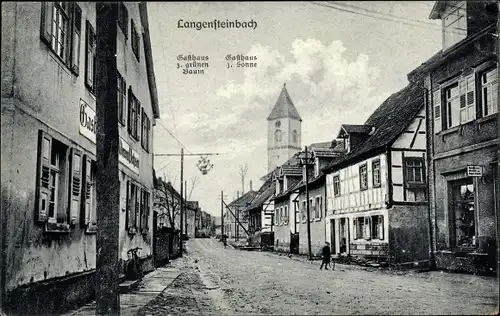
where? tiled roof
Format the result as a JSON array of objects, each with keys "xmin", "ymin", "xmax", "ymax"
[
  {"xmin": 280, "ymin": 165, "xmax": 302, "ymax": 176},
  {"xmin": 273, "ymin": 177, "xmax": 302, "ymax": 200},
  {"xmin": 309, "ymin": 141, "xmax": 332, "ymax": 149},
  {"xmin": 313, "ymin": 148, "xmax": 345, "ymax": 158},
  {"xmin": 294, "ymin": 169, "xmax": 325, "ymax": 192},
  {"xmin": 323, "ymin": 82, "xmax": 425, "ymax": 173},
  {"xmin": 244, "ymin": 178, "xmax": 276, "ymax": 212},
  {"xmin": 267, "ymin": 84, "xmax": 302, "ymax": 121},
  {"xmin": 228, "ymin": 190, "xmax": 258, "ymax": 208}
]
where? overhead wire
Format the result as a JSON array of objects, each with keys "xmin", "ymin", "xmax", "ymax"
[{"xmin": 311, "ymin": 2, "xmax": 467, "ymax": 35}]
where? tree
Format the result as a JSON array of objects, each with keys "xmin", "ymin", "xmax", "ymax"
[
  {"xmin": 188, "ymin": 176, "xmax": 199, "ymax": 200},
  {"xmin": 154, "ymin": 179, "xmax": 182, "ymax": 230},
  {"xmin": 239, "ymin": 163, "xmax": 248, "ymax": 194}
]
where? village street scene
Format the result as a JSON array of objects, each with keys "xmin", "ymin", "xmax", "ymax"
[{"xmin": 1, "ymin": 1, "xmax": 499, "ymax": 315}]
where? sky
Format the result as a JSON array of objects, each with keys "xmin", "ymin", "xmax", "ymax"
[{"xmin": 147, "ymin": 1, "xmax": 442, "ymax": 217}]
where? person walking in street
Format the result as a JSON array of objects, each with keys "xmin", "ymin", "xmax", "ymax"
[
  {"xmin": 223, "ymin": 235, "xmax": 227, "ymax": 248},
  {"xmin": 320, "ymin": 241, "xmax": 332, "ymax": 270}
]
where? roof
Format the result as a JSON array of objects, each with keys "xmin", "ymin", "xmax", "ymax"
[
  {"xmin": 244, "ymin": 178, "xmax": 276, "ymax": 212},
  {"xmin": 323, "ymin": 82, "xmax": 425, "ymax": 173},
  {"xmin": 139, "ymin": 3, "xmax": 160, "ymax": 119},
  {"xmin": 309, "ymin": 141, "xmax": 332, "ymax": 149},
  {"xmin": 294, "ymin": 169, "xmax": 325, "ymax": 192},
  {"xmin": 273, "ymin": 177, "xmax": 302, "ymax": 201},
  {"xmin": 154, "ymin": 178, "xmax": 182, "ymax": 199},
  {"xmin": 280, "ymin": 165, "xmax": 302, "ymax": 177},
  {"xmin": 428, "ymin": 1, "xmax": 447, "ymax": 19},
  {"xmin": 228, "ymin": 190, "xmax": 258, "ymax": 209},
  {"xmin": 267, "ymin": 84, "xmax": 302, "ymax": 121},
  {"xmin": 337, "ymin": 124, "xmax": 373, "ymax": 138},
  {"xmin": 313, "ymin": 146, "xmax": 346, "ymax": 158}
]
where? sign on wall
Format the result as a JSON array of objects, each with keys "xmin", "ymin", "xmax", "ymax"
[
  {"xmin": 119, "ymin": 137, "xmax": 140, "ymax": 174},
  {"xmin": 467, "ymin": 165, "xmax": 482, "ymax": 177},
  {"xmin": 79, "ymin": 99, "xmax": 96, "ymax": 144}
]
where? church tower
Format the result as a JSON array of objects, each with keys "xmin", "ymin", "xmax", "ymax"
[{"xmin": 267, "ymin": 83, "xmax": 302, "ymax": 172}]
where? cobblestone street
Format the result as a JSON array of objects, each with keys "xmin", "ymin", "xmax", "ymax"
[{"xmin": 137, "ymin": 238, "xmax": 499, "ymax": 315}]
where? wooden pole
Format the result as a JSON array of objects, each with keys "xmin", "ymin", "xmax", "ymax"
[
  {"xmin": 305, "ymin": 146, "xmax": 313, "ymax": 261},
  {"xmin": 95, "ymin": 3, "xmax": 120, "ymax": 314},
  {"xmin": 179, "ymin": 148, "xmax": 184, "ymax": 256},
  {"xmin": 221, "ymin": 191, "xmax": 224, "ymax": 237}
]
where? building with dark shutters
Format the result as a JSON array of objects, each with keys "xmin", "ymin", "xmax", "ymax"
[
  {"xmin": 1, "ymin": 2, "xmax": 160, "ymax": 314},
  {"xmin": 408, "ymin": 0, "xmax": 498, "ymax": 274}
]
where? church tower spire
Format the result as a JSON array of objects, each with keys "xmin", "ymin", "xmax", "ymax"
[{"xmin": 267, "ymin": 83, "xmax": 302, "ymax": 172}]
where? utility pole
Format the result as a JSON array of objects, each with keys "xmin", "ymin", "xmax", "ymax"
[
  {"xmin": 301, "ymin": 146, "xmax": 313, "ymax": 261},
  {"xmin": 179, "ymin": 148, "xmax": 184, "ymax": 257},
  {"xmin": 185, "ymin": 180, "xmax": 188, "ymax": 236},
  {"xmin": 95, "ymin": 3, "xmax": 120, "ymax": 314},
  {"xmin": 221, "ymin": 190, "xmax": 224, "ymax": 237},
  {"xmin": 496, "ymin": 8, "xmax": 499, "ymax": 283}
]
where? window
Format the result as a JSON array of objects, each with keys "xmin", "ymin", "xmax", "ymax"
[
  {"xmin": 404, "ymin": 157, "xmax": 425, "ymax": 184},
  {"xmin": 480, "ymin": 67, "xmax": 498, "ymax": 117},
  {"xmin": 117, "ymin": 72, "xmax": 127, "ymax": 125},
  {"xmin": 68, "ymin": 148, "xmax": 82, "ymax": 226},
  {"xmin": 372, "ymin": 159, "xmax": 381, "ymax": 188},
  {"xmin": 442, "ymin": 1, "xmax": 467, "ymax": 50},
  {"xmin": 85, "ymin": 20, "xmax": 96, "ymax": 93},
  {"xmin": 353, "ymin": 217, "xmax": 364, "ymax": 240},
  {"xmin": 275, "ymin": 129, "xmax": 282, "ymax": 143},
  {"xmin": 292, "ymin": 130, "xmax": 298, "ymax": 143},
  {"xmin": 309, "ymin": 198, "xmax": 314, "ymax": 221},
  {"xmin": 128, "ymin": 87, "xmax": 140, "ymax": 140},
  {"xmin": 444, "ymin": 83, "xmax": 460, "ymax": 129},
  {"xmin": 126, "ymin": 181, "xmax": 139, "ymax": 234},
  {"xmin": 131, "ymin": 19, "xmax": 140, "ymax": 62},
  {"xmin": 433, "ymin": 89, "xmax": 442, "ymax": 133},
  {"xmin": 140, "ymin": 189, "xmax": 150, "ymax": 232},
  {"xmin": 36, "ymin": 132, "xmax": 69, "ymax": 228},
  {"xmin": 459, "ymin": 74, "xmax": 475, "ymax": 123},
  {"xmin": 275, "ymin": 121, "xmax": 281, "ymax": 128},
  {"xmin": 284, "ymin": 205, "xmax": 288, "ymax": 223},
  {"xmin": 141, "ymin": 108, "xmax": 151, "ymax": 152},
  {"xmin": 359, "ymin": 164, "xmax": 368, "ymax": 191},
  {"xmin": 40, "ymin": 2, "xmax": 81, "ymax": 74},
  {"xmin": 315, "ymin": 196, "xmax": 322, "ymax": 219},
  {"xmin": 117, "ymin": 2, "xmax": 128, "ymax": 39},
  {"xmin": 333, "ymin": 175, "xmax": 340, "ymax": 197},
  {"xmin": 370, "ymin": 215, "xmax": 384, "ymax": 240},
  {"xmin": 450, "ymin": 180, "xmax": 475, "ymax": 249},
  {"xmin": 301, "ymin": 200, "xmax": 307, "ymax": 221},
  {"xmin": 81, "ymin": 156, "xmax": 96, "ymax": 232}
]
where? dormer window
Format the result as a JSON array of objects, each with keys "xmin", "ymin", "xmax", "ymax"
[{"xmin": 442, "ymin": 1, "xmax": 467, "ymax": 50}]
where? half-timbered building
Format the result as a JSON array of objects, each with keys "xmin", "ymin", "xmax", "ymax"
[{"xmin": 324, "ymin": 82, "xmax": 429, "ymax": 264}]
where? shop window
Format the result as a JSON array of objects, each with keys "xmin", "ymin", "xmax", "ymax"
[
  {"xmin": 36, "ymin": 132, "xmax": 69, "ymax": 231},
  {"xmin": 370, "ymin": 215, "xmax": 384, "ymax": 240},
  {"xmin": 450, "ymin": 180, "xmax": 475, "ymax": 249}
]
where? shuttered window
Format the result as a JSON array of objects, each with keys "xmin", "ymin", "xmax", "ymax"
[
  {"xmin": 68, "ymin": 148, "xmax": 82, "ymax": 225},
  {"xmin": 433, "ymin": 90, "xmax": 442, "ymax": 133},
  {"xmin": 85, "ymin": 20, "xmax": 96, "ymax": 93},
  {"xmin": 35, "ymin": 131, "xmax": 68, "ymax": 227}
]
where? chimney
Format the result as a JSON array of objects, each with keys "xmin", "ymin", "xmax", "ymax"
[
  {"xmin": 237, "ymin": 191, "xmax": 240, "ymax": 199},
  {"xmin": 249, "ymin": 180, "xmax": 253, "ymax": 191}
]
